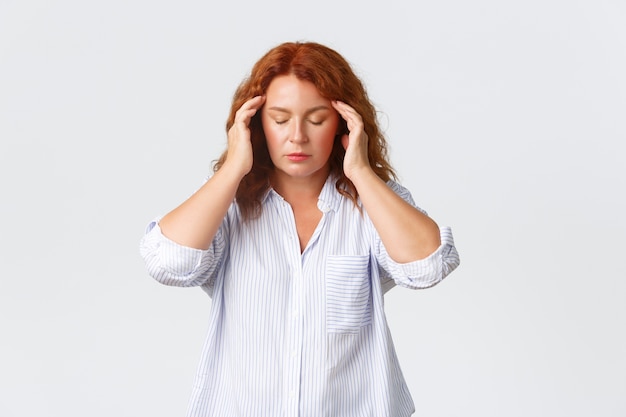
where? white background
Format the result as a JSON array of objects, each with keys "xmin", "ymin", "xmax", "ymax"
[{"xmin": 1, "ymin": 0, "xmax": 624, "ymax": 416}]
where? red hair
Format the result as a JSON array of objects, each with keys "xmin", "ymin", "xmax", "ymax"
[{"xmin": 214, "ymin": 41, "xmax": 396, "ymax": 220}]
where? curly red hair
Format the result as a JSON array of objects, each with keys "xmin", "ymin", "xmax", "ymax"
[{"xmin": 213, "ymin": 41, "xmax": 396, "ymax": 220}]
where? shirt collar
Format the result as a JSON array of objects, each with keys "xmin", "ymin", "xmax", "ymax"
[{"xmin": 317, "ymin": 174, "xmax": 342, "ymax": 213}]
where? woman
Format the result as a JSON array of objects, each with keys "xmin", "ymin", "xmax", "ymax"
[{"xmin": 140, "ymin": 41, "xmax": 460, "ymax": 417}]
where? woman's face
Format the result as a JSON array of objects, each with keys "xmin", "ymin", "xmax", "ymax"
[{"xmin": 261, "ymin": 74, "xmax": 340, "ymax": 184}]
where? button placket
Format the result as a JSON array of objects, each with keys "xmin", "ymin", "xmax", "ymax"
[{"xmin": 281, "ymin": 200, "xmax": 304, "ymax": 416}]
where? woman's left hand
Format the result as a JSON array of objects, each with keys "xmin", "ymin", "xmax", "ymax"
[{"xmin": 332, "ymin": 100, "xmax": 372, "ymax": 181}]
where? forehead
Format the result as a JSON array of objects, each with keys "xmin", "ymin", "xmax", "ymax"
[{"xmin": 265, "ymin": 74, "xmax": 328, "ymax": 107}]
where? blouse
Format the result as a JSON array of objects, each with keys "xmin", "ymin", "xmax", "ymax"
[{"xmin": 139, "ymin": 176, "xmax": 460, "ymax": 417}]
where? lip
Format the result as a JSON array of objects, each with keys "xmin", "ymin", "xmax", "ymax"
[{"xmin": 286, "ymin": 153, "xmax": 310, "ymax": 162}]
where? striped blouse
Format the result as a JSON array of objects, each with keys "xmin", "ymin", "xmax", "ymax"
[{"xmin": 140, "ymin": 176, "xmax": 460, "ymax": 417}]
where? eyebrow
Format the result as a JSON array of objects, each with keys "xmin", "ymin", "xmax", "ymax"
[{"xmin": 266, "ymin": 105, "xmax": 330, "ymax": 115}]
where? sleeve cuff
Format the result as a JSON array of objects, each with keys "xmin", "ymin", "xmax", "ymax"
[
  {"xmin": 382, "ymin": 226, "xmax": 460, "ymax": 289},
  {"xmin": 140, "ymin": 218, "xmax": 223, "ymax": 287}
]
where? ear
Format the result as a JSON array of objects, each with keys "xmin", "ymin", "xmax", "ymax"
[
  {"xmin": 340, "ymin": 133, "xmax": 349, "ymax": 150},
  {"xmin": 336, "ymin": 120, "xmax": 348, "ymax": 136}
]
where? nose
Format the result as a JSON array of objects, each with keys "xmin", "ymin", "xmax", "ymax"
[{"xmin": 290, "ymin": 120, "xmax": 307, "ymax": 143}]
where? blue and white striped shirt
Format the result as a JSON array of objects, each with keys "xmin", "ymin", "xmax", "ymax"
[{"xmin": 140, "ymin": 176, "xmax": 460, "ymax": 417}]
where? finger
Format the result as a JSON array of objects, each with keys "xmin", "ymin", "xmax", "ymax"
[
  {"xmin": 331, "ymin": 100, "xmax": 359, "ymax": 117},
  {"xmin": 331, "ymin": 100, "xmax": 362, "ymax": 131},
  {"xmin": 244, "ymin": 95, "xmax": 266, "ymax": 110},
  {"xmin": 235, "ymin": 96, "xmax": 266, "ymax": 125}
]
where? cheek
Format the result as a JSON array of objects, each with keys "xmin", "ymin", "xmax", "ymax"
[
  {"xmin": 320, "ymin": 124, "xmax": 339, "ymax": 150},
  {"xmin": 264, "ymin": 133, "xmax": 279, "ymax": 155},
  {"xmin": 261, "ymin": 120, "xmax": 280, "ymax": 150},
  {"xmin": 261, "ymin": 115, "xmax": 272, "ymax": 139}
]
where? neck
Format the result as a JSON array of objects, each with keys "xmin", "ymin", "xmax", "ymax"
[{"xmin": 270, "ymin": 170, "xmax": 329, "ymax": 205}]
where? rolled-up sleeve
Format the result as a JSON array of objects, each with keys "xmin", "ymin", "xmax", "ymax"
[
  {"xmin": 378, "ymin": 226, "xmax": 460, "ymax": 290},
  {"xmin": 377, "ymin": 180, "xmax": 460, "ymax": 290},
  {"xmin": 139, "ymin": 219, "xmax": 226, "ymax": 292}
]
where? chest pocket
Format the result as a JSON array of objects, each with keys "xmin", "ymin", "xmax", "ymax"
[{"xmin": 325, "ymin": 255, "xmax": 372, "ymax": 334}]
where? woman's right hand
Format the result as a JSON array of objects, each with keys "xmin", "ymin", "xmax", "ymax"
[
  {"xmin": 225, "ymin": 95, "xmax": 266, "ymax": 177},
  {"xmin": 157, "ymin": 96, "xmax": 265, "ymax": 250}
]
